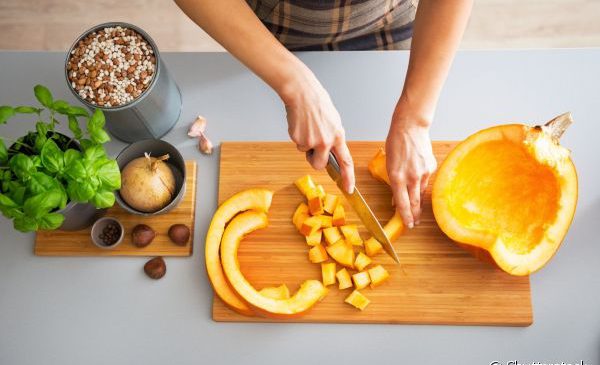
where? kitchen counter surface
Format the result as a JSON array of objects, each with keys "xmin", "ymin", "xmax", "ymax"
[{"xmin": 0, "ymin": 50, "xmax": 599, "ymax": 365}]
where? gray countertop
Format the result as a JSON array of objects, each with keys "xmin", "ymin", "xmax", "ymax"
[{"xmin": 0, "ymin": 50, "xmax": 599, "ymax": 365}]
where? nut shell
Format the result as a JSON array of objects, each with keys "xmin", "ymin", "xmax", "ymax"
[
  {"xmin": 144, "ymin": 256, "xmax": 166, "ymax": 279},
  {"xmin": 132, "ymin": 224, "xmax": 156, "ymax": 247},
  {"xmin": 168, "ymin": 224, "xmax": 190, "ymax": 246}
]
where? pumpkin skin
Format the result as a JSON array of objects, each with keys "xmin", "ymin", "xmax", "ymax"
[
  {"xmin": 431, "ymin": 114, "xmax": 578, "ymax": 276},
  {"xmin": 205, "ymin": 188, "xmax": 274, "ymax": 316},
  {"xmin": 220, "ymin": 211, "xmax": 328, "ymax": 318}
]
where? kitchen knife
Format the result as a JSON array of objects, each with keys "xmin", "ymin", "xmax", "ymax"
[{"xmin": 324, "ymin": 152, "xmax": 400, "ymax": 264}]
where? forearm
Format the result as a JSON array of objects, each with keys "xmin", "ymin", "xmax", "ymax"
[
  {"xmin": 398, "ymin": 0, "xmax": 473, "ymax": 125},
  {"xmin": 174, "ymin": 0, "xmax": 307, "ymax": 102}
]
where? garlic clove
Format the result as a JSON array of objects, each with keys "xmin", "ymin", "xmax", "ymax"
[
  {"xmin": 188, "ymin": 115, "xmax": 207, "ymax": 137},
  {"xmin": 199, "ymin": 134, "xmax": 213, "ymax": 155}
]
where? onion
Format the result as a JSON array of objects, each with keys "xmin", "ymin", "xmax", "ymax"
[{"xmin": 120, "ymin": 153, "xmax": 176, "ymax": 213}]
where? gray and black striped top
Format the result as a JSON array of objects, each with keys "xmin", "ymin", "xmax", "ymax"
[{"xmin": 247, "ymin": 0, "xmax": 417, "ymax": 51}]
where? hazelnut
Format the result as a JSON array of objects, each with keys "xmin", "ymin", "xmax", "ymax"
[
  {"xmin": 168, "ymin": 224, "xmax": 190, "ymax": 246},
  {"xmin": 132, "ymin": 224, "xmax": 156, "ymax": 248},
  {"xmin": 144, "ymin": 257, "xmax": 166, "ymax": 280}
]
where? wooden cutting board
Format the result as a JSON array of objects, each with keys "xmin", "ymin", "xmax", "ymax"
[
  {"xmin": 34, "ymin": 161, "xmax": 197, "ymax": 257},
  {"xmin": 213, "ymin": 142, "xmax": 532, "ymax": 326}
]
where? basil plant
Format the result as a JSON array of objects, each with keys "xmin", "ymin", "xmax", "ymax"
[{"xmin": 0, "ymin": 85, "xmax": 121, "ymax": 232}]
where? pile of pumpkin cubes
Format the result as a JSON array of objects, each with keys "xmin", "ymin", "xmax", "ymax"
[{"xmin": 292, "ymin": 175, "xmax": 390, "ymax": 311}]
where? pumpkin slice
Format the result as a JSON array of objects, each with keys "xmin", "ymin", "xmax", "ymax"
[
  {"xmin": 321, "ymin": 262, "xmax": 336, "ymax": 286},
  {"xmin": 354, "ymin": 252, "xmax": 372, "ymax": 271},
  {"xmin": 205, "ymin": 188, "xmax": 273, "ymax": 316},
  {"xmin": 336, "ymin": 268, "xmax": 353, "ymax": 290},
  {"xmin": 323, "ymin": 226, "xmax": 343, "ymax": 245},
  {"xmin": 294, "ymin": 175, "xmax": 317, "ymax": 197},
  {"xmin": 300, "ymin": 215, "xmax": 322, "ymax": 236},
  {"xmin": 259, "ymin": 285, "xmax": 290, "ymax": 300},
  {"xmin": 364, "ymin": 237, "xmax": 383, "ymax": 257},
  {"xmin": 332, "ymin": 204, "xmax": 346, "ymax": 226},
  {"xmin": 432, "ymin": 113, "xmax": 578, "ymax": 275},
  {"xmin": 351, "ymin": 271, "xmax": 371, "ymax": 290},
  {"xmin": 305, "ymin": 229, "xmax": 323, "ymax": 246},
  {"xmin": 292, "ymin": 203, "xmax": 309, "ymax": 231},
  {"xmin": 323, "ymin": 194, "xmax": 339, "ymax": 214},
  {"xmin": 326, "ymin": 240, "xmax": 355, "ymax": 268},
  {"xmin": 368, "ymin": 265, "xmax": 390, "ymax": 287},
  {"xmin": 221, "ymin": 211, "xmax": 328, "ymax": 318},
  {"xmin": 345, "ymin": 290, "xmax": 370, "ymax": 310},
  {"xmin": 308, "ymin": 244, "xmax": 329, "ymax": 263},
  {"xmin": 340, "ymin": 224, "xmax": 363, "ymax": 246}
]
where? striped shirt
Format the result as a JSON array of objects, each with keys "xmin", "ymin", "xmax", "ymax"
[{"xmin": 247, "ymin": 0, "xmax": 417, "ymax": 51}]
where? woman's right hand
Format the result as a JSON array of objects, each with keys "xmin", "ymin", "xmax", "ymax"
[{"xmin": 280, "ymin": 68, "xmax": 356, "ymax": 194}]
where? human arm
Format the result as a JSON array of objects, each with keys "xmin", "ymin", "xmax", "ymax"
[
  {"xmin": 387, "ymin": 0, "xmax": 473, "ymax": 227},
  {"xmin": 174, "ymin": 0, "xmax": 355, "ymax": 192}
]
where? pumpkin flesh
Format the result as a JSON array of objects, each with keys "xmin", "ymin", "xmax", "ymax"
[{"xmin": 433, "ymin": 121, "xmax": 577, "ymax": 275}]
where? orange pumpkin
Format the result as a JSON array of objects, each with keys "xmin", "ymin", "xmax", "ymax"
[{"xmin": 432, "ymin": 113, "xmax": 578, "ymax": 275}]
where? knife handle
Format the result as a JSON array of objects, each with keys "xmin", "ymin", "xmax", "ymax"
[{"xmin": 306, "ymin": 150, "xmax": 341, "ymax": 174}]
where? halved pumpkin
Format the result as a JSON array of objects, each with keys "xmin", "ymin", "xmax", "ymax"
[
  {"xmin": 220, "ymin": 211, "xmax": 328, "ymax": 318},
  {"xmin": 205, "ymin": 188, "xmax": 273, "ymax": 316},
  {"xmin": 432, "ymin": 113, "xmax": 578, "ymax": 275}
]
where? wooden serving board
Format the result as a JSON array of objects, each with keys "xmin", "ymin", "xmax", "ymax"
[
  {"xmin": 34, "ymin": 161, "xmax": 197, "ymax": 257},
  {"xmin": 212, "ymin": 142, "xmax": 533, "ymax": 326}
]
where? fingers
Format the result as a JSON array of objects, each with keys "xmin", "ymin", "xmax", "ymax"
[
  {"xmin": 306, "ymin": 146, "xmax": 330, "ymax": 170},
  {"xmin": 391, "ymin": 180, "xmax": 414, "ymax": 229},
  {"xmin": 420, "ymin": 172, "xmax": 430, "ymax": 195},
  {"xmin": 331, "ymin": 141, "xmax": 355, "ymax": 194},
  {"xmin": 407, "ymin": 179, "xmax": 422, "ymax": 225}
]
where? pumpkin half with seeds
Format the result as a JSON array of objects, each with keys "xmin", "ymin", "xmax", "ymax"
[{"xmin": 432, "ymin": 113, "xmax": 578, "ymax": 276}]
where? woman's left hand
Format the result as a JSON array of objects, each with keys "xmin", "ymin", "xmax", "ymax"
[{"xmin": 385, "ymin": 106, "xmax": 437, "ymax": 229}]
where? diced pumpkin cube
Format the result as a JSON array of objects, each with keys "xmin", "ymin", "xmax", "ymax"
[
  {"xmin": 336, "ymin": 268, "xmax": 353, "ymax": 290},
  {"xmin": 364, "ymin": 237, "xmax": 383, "ymax": 257},
  {"xmin": 305, "ymin": 229, "xmax": 322, "ymax": 246},
  {"xmin": 307, "ymin": 188, "xmax": 324, "ymax": 215},
  {"xmin": 295, "ymin": 175, "xmax": 317, "ymax": 197},
  {"xmin": 318, "ymin": 215, "xmax": 333, "ymax": 228},
  {"xmin": 345, "ymin": 290, "xmax": 370, "ymax": 311},
  {"xmin": 321, "ymin": 262, "xmax": 336, "ymax": 287},
  {"xmin": 354, "ymin": 252, "xmax": 372, "ymax": 271},
  {"xmin": 323, "ymin": 227, "xmax": 343, "ymax": 245},
  {"xmin": 326, "ymin": 240, "xmax": 355, "ymax": 268},
  {"xmin": 368, "ymin": 265, "xmax": 390, "ymax": 288},
  {"xmin": 332, "ymin": 204, "xmax": 346, "ymax": 226},
  {"xmin": 384, "ymin": 212, "xmax": 404, "ymax": 241},
  {"xmin": 352, "ymin": 271, "xmax": 371, "ymax": 290},
  {"xmin": 300, "ymin": 215, "xmax": 322, "ymax": 236},
  {"xmin": 316, "ymin": 184, "xmax": 326, "ymax": 199},
  {"xmin": 340, "ymin": 224, "xmax": 363, "ymax": 246},
  {"xmin": 308, "ymin": 244, "xmax": 328, "ymax": 263},
  {"xmin": 323, "ymin": 193, "xmax": 339, "ymax": 215},
  {"xmin": 292, "ymin": 203, "xmax": 310, "ymax": 231},
  {"xmin": 259, "ymin": 284, "xmax": 290, "ymax": 300}
]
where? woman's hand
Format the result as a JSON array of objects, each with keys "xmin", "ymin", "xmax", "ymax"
[
  {"xmin": 385, "ymin": 105, "xmax": 437, "ymax": 228},
  {"xmin": 281, "ymin": 68, "xmax": 355, "ymax": 194}
]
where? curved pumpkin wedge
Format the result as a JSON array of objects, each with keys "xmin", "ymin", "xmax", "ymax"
[
  {"xmin": 432, "ymin": 113, "xmax": 578, "ymax": 275},
  {"xmin": 259, "ymin": 285, "xmax": 291, "ymax": 300},
  {"xmin": 205, "ymin": 188, "xmax": 274, "ymax": 316},
  {"xmin": 221, "ymin": 211, "xmax": 328, "ymax": 318}
]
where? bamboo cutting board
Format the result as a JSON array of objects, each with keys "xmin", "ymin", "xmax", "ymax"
[
  {"xmin": 213, "ymin": 142, "xmax": 532, "ymax": 326},
  {"xmin": 34, "ymin": 161, "xmax": 197, "ymax": 257}
]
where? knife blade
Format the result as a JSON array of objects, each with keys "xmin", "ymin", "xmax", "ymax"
[{"xmin": 324, "ymin": 152, "xmax": 400, "ymax": 264}]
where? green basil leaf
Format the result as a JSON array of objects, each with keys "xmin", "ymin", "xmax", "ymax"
[
  {"xmin": 67, "ymin": 106, "xmax": 89, "ymax": 117},
  {"xmin": 34, "ymin": 85, "xmax": 53, "ymax": 108},
  {"xmin": 97, "ymin": 159, "xmax": 121, "ymax": 190},
  {"xmin": 14, "ymin": 216, "xmax": 38, "ymax": 232},
  {"xmin": 38, "ymin": 212, "xmax": 64, "ymax": 230},
  {"xmin": 90, "ymin": 128, "xmax": 110, "ymax": 144},
  {"xmin": 79, "ymin": 138, "xmax": 93, "ymax": 150},
  {"xmin": 15, "ymin": 106, "xmax": 42, "ymax": 114},
  {"xmin": 9, "ymin": 154, "xmax": 35, "ymax": 181},
  {"xmin": 68, "ymin": 115, "xmax": 83, "ymax": 139},
  {"xmin": 67, "ymin": 180, "xmax": 95, "ymax": 202},
  {"xmin": 27, "ymin": 172, "xmax": 57, "ymax": 195},
  {"xmin": 52, "ymin": 100, "xmax": 70, "ymax": 114},
  {"xmin": 0, "ymin": 192, "xmax": 23, "ymax": 219},
  {"xmin": 23, "ymin": 190, "xmax": 62, "ymax": 219},
  {"xmin": 63, "ymin": 149, "xmax": 81, "ymax": 166},
  {"xmin": 83, "ymin": 144, "xmax": 106, "ymax": 161},
  {"xmin": 65, "ymin": 159, "xmax": 86, "ymax": 181},
  {"xmin": 91, "ymin": 190, "xmax": 115, "ymax": 208},
  {"xmin": 8, "ymin": 185, "xmax": 26, "ymax": 206},
  {"xmin": 33, "ymin": 134, "xmax": 47, "ymax": 153},
  {"xmin": 0, "ymin": 138, "xmax": 7, "ymax": 164},
  {"xmin": 87, "ymin": 108, "xmax": 105, "ymax": 131},
  {"xmin": 0, "ymin": 192, "xmax": 18, "ymax": 208},
  {"xmin": 40, "ymin": 139, "xmax": 64, "ymax": 173},
  {"xmin": 36, "ymin": 121, "xmax": 49, "ymax": 137},
  {"xmin": 0, "ymin": 106, "xmax": 15, "ymax": 124}
]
